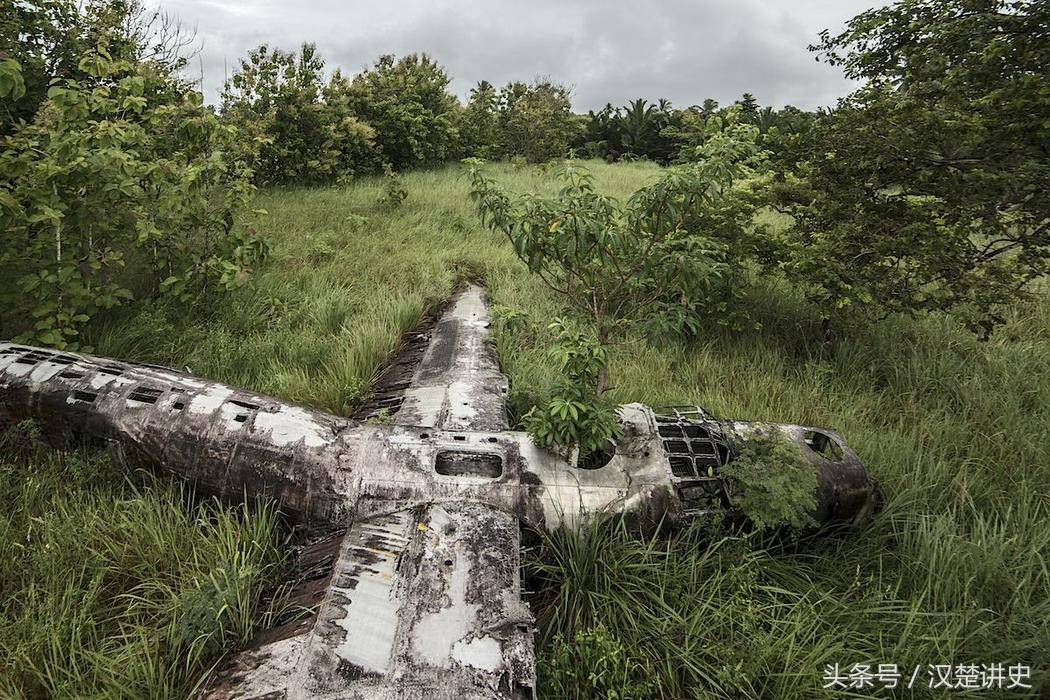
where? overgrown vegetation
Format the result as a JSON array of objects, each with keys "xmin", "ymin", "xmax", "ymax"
[
  {"xmin": 1, "ymin": 0, "xmax": 265, "ymax": 348},
  {"xmin": 26, "ymin": 161, "xmax": 1039, "ymax": 697},
  {"xmin": 771, "ymin": 0, "xmax": 1050, "ymax": 335},
  {"xmin": 520, "ymin": 320, "xmax": 622, "ymax": 461},
  {"xmin": 0, "ymin": 423, "xmax": 286, "ymax": 698},
  {"xmin": 2, "ymin": 0, "xmax": 1049, "ymax": 696},
  {"xmin": 720, "ymin": 427, "xmax": 818, "ymax": 531}
]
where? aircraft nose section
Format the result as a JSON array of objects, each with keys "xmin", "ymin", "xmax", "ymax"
[{"xmin": 646, "ymin": 406, "xmax": 881, "ymax": 529}]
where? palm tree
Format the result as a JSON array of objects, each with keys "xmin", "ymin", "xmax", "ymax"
[
  {"xmin": 755, "ymin": 105, "xmax": 778, "ymax": 134},
  {"xmin": 618, "ymin": 98, "xmax": 657, "ymax": 156}
]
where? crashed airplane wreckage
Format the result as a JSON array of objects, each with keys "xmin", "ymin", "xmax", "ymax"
[{"xmin": 0, "ymin": 284, "xmax": 880, "ymax": 700}]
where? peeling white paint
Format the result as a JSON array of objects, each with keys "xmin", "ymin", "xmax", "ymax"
[
  {"xmin": 188, "ymin": 386, "xmax": 233, "ymax": 415},
  {"xmin": 410, "ymin": 510, "xmax": 477, "ymax": 670},
  {"xmin": 219, "ymin": 402, "xmax": 247, "ymax": 431},
  {"xmin": 28, "ymin": 362, "xmax": 64, "ymax": 383},
  {"xmin": 254, "ymin": 405, "xmax": 329, "ymax": 448},
  {"xmin": 399, "ymin": 385, "xmax": 446, "ymax": 428},
  {"xmin": 396, "ymin": 284, "xmax": 508, "ymax": 434},
  {"xmin": 88, "ymin": 373, "xmax": 135, "ymax": 390},
  {"xmin": 3, "ymin": 362, "xmax": 33, "ymax": 378},
  {"xmin": 451, "ymin": 636, "xmax": 503, "ymax": 672},
  {"xmin": 144, "ymin": 369, "xmax": 207, "ymax": 389},
  {"xmin": 331, "ymin": 511, "xmax": 414, "ymax": 673},
  {"xmin": 88, "ymin": 373, "xmax": 115, "ymax": 389}
]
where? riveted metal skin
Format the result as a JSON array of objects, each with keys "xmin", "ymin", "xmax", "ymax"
[{"xmin": 0, "ymin": 286, "xmax": 881, "ymax": 699}]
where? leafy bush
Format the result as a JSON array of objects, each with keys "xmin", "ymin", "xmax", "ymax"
[
  {"xmin": 1, "ymin": 0, "xmax": 193, "ymax": 136},
  {"xmin": 720, "ymin": 427, "xmax": 817, "ymax": 530},
  {"xmin": 495, "ymin": 79, "xmax": 577, "ymax": 163},
  {"xmin": 538, "ymin": 623, "xmax": 659, "ymax": 700},
  {"xmin": 376, "ymin": 164, "xmax": 408, "ymax": 208},
  {"xmin": 522, "ymin": 321, "xmax": 623, "ymax": 461},
  {"xmin": 576, "ymin": 98, "xmax": 681, "ymax": 164},
  {"xmin": 468, "ymin": 118, "xmax": 766, "ymax": 346},
  {"xmin": 0, "ymin": 47, "xmax": 264, "ymax": 348},
  {"xmin": 458, "ymin": 78, "xmax": 577, "ymax": 163}
]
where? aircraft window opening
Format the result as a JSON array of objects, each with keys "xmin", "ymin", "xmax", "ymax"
[
  {"xmin": 128, "ymin": 387, "xmax": 164, "ymax": 404},
  {"xmin": 229, "ymin": 399, "xmax": 261, "ymax": 411},
  {"xmin": 13, "ymin": 350, "xmax": 54, "ymax": 365},
  {"xmin": 656, "ymin": 407, "xmax": 732, "ymax": 480},
  {"xmin": 804, "ymin": 430, "xmax": 844, "ymax": 461}
]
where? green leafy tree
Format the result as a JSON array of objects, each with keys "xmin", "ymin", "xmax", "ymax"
[
  {"xmin": 570, "ymin": 95, "xmax": 690, "ymax": 164},
  {"xmin": 496, "ymin": 79, "xmax": 575, "ymax": 162},
  {"xmin": 221, "ymin": 43, "xmax": 378, "ymax": 184},
  {"xmin": 618, "ymin": 98, "xmax": 657, "ymax": 156},
  {"xmin": 344, "ymin": 53, "xmax": 459, "ymax": 169},
  {"xmin": 468, "ymin": 111, "xmax": 767, "ymax": 371},
  {"xmin": 0, "ymin": 47, "xmax": 262, "ymax": 348},
  {"xmin": 1, "ymin": 0, "xmax": 78, "ymax": 133},
  {"xmin": 1, "ymin": 0, "xmax": 196, "ymax": 135},
  {"xmin": 773, "ymin": 0, "xmax": 1050, "ymax": 334},
  {"xmin": 736, "ymin": 92, "xmax": 759, "ymax": 120},
  {"xmin": 460, "ymin": 79, "xmax": 500, "ymax": 159},
  {"xmin": 522, "ymin": 321, "xmax": 623, "ymax": 460},
  {"xmin": 576, "ymin": 103, "xmax": 618, "ymax": 159}
]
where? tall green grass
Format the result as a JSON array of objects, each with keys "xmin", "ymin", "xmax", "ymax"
[
  {"xmin": 4, "ymin": 159, "xmax": 1046, "ymax": 697},
  {"xmin": 88, "ymin": 161, "xmax": 663, "ymax": 416},
  {"xmin": 0, "ymin": 425, "xmax": 287, "ymax": 698}
]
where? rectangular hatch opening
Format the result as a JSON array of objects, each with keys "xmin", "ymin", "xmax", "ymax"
[{"xmin": 435, "ymin": 451, "xmax": 503, "ymax": 479}]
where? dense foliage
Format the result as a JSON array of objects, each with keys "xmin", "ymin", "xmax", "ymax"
[
  {"xmin": 220, "ymin": 43, "xmax": 378, "ymax": 184},
  {"xmin": 772, "ymin": 0, "xmax": 1050, "ymax": 334},
  {"xmin": 458, "ymin": 78, "xmax": 578, "ymax": 163},
  {"xmin": 468, "ymin": 117, "xmax": 769, "ymax": 456},
  {"xmin": 0, "ymin": 2, "xmax": 264, "ymax": 349},
  {"xmin": 342, "ymin": 53, "xmax": 460, "ymax": 170},
  {"xmin": 574, "ymin": 95, "xmax": 817, "ymax": 165},
  {"xmin": 720, "ymin": 427, "xmax": 818, "ymax": 530},
  {"xmin": 520, "ymin": 321, "xmax": 623, "ymax": 461},
  {"xmin": 3, "ymin": 0, "xmax": 1050, "ymax": 695},
  {"xmin": 1, "ymin": 0, "xmax": 194, "ymax": 135}
]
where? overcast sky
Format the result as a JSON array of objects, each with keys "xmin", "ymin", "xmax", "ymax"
[{"xmin": 146, "ymin": 0, "xmax": 883, "ymax": 111}]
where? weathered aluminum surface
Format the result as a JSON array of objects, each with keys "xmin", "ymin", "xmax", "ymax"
[
  {"xmin": 394, "ymin": 285, "xmax": 509, "ymax": 432},
  {"xmin": 0, "ymin": 285, "xmax": 882, "ymax": 699}
]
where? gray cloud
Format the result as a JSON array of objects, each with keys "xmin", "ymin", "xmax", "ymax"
[{"xmin": 151, "ymin": 0, "xmax": 881, "ymax": 110}]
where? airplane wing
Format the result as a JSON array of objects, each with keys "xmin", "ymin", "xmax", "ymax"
[{"xmin": 202, "ymin": 502, "xmax": 535, "ymax": 699}]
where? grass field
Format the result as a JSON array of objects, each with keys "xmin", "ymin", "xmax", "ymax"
[{"xmin": 2, "ymin": 160, "xmax": 1047, "ymax": 698}]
